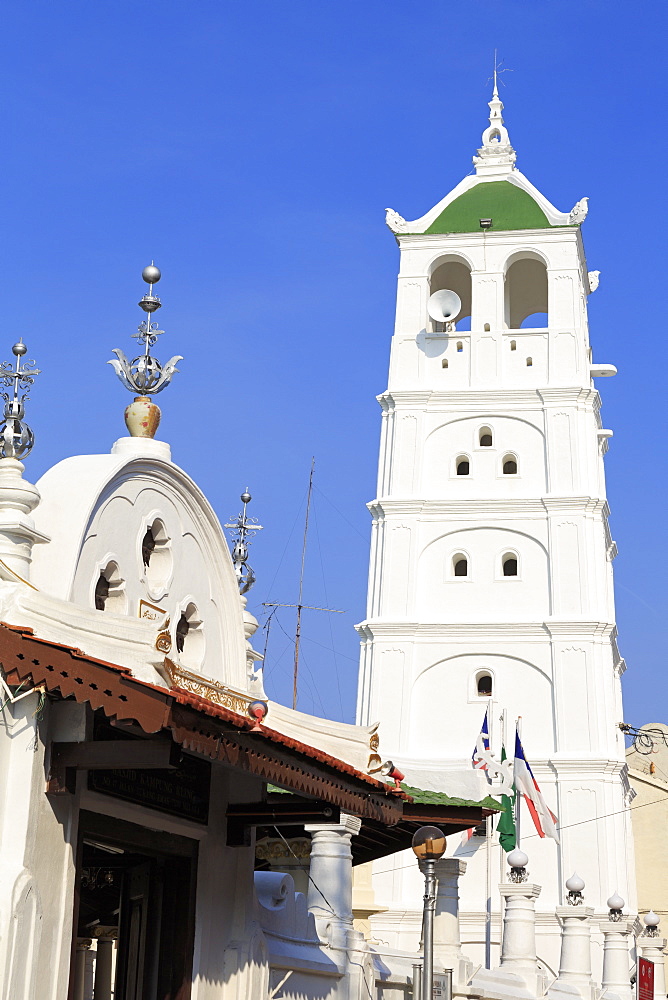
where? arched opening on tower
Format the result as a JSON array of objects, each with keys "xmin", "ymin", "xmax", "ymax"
[
  {"xmin": 502, "ymin": 554, "xmax": 518, "ymax": 577},
  {"xmin": 505, "ymin": 256, "xmax": 548, "ymax": 329},
  {"xmin": 429, "ymin": 258, "xmax": 472, "ymax": 331},
  {"xmin": 453, "ymin": 555, "xmax": 468, "ymax": 577},
  {"xmin": 456, "ymin": 456, "xmax": 470, "ymax": 476},
  {"xmin": 477, "ymin": 673, "xmax": 493, "ymax": 697}
]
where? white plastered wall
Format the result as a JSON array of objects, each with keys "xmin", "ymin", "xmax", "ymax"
[{"xmin": 357, "ymin": 214, "xmax": 635, "ymax": 976}]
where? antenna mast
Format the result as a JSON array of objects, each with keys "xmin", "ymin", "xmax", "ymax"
[
  {"xmin": 263, "ymin": 457, "xmax": 344, "ymax": 711},
  {"xmin": 293, "ymin": 457, "xmax": 315, "ymax": 709}
]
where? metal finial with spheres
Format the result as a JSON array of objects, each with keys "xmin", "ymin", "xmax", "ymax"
[
  {"xmin": 0, "ymin": 340, "xmax": 41, "ymax": 460},
  {"xmin": 108, "ymin": 264, "xmax": 183, "ymax": 439}
]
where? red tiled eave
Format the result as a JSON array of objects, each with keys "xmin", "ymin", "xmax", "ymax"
[
  {"xmin": 0, "ymin": 621, "xmax": 402, "ymax": 819},
  {"xmin": 169, "ymin": 687, "xmax": 393, "ymax": 793}
]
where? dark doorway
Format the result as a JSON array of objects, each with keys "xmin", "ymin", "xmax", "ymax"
[{"xmin": 71, "ymin": 811, "xmax": 198, "ymax": 1000}]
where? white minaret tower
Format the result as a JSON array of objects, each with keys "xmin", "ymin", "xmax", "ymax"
[{"xmin": 356, "ymin": 82, "xmax": 635, "ymax": 974}]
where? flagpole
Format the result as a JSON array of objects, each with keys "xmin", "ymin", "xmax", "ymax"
[
  {"xmin": 500, "ymin": 708, "xmax": 507, "ymax": 886},
  {"xmin": 515, "ymin": 716, "xmax": 522, "ymax": 849},
  {"xmin": 485, "ymin": 694, "xmax": 494, "ymax": 968}
]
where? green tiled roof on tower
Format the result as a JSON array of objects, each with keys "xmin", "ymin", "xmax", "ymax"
[{"xmin": 425, "ymin": 180, "xmax": 551, "ymax": 235}]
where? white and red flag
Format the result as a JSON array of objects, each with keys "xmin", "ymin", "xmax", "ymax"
[{"xmin": 513, "ymin": 729, "xmax": 559, "ymax": 843}]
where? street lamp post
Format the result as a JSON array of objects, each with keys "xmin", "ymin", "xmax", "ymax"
[{"xmin": 412, "ymin": 825, "xmax": 447, "ymax": 1000}]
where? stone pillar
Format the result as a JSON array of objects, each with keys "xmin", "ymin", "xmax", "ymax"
[
  {"xmin": 73, "ymin": 939, "xmax": 91, "ymax": 1000},
  {"xmin": 84, "ymin": 944, "xmax": 95, "ymax": 1000},
  {"xmin": 553, "ymin": 906, "xmax": 595, "ymax": 998},
  {"xmin": 431, "ymin": 857, "xmax": 473, "ymax": 987},
  {"xmin": 255, "ymin": 836, "xmax": 311, "ymax": 895},
  {"xmin": 499, "ymin": 882, "xmax": 542, "ymax": 977},
  {"xmin": 638, "ymin": 916, "xmax": 667, "ymax": 1000},
  {"xmin": 0, "ymin": 458, "xmax": 46, "ymax": 580},
  {"xmin": 470, "ymin": 853, "xmax": 543, "ymax": 1000},
  {"xmin": 93, "ymin": 934, "xmax": 116, "ymax": 1000},
  {"xmin": 599, "ymin": 919, "xmax": 634, "ymax": 1000},
  {"xmin": 304, "ymin": 813, "xmax": 361, "ymax": 949}
]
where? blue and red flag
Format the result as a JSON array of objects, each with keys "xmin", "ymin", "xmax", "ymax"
[{"xmin": 472, "ymin": 708, "xmax": 490, "ymax": 770}]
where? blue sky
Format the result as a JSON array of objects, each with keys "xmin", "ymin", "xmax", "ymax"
[{"xmin": 2, "ymin": 1, "xmax": 666, "ymax": 728}]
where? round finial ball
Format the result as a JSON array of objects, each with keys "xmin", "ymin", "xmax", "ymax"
[
  {"xmin": 507, "ymin": 849, "xmax": 528, "ymax": 869},
  {"xmin": 644, "ymin": 910, "xmax": 660, "ymax": 928},
  {"xmin": 607, "ymin": 892, "xmax": 625, "ymax": 911},
  {"xmin": 241, "ymin": 491, "xmax": 252, "ymax": 504},
  {"xmin": 142, "ymin": 264, "xmax": 161, "ymax": 285},
  {"xmin": 566, "ymin": 872, "xmax": 585, "ymax": 893},
  {"xmin": 12, "ymin": 341, "xmax": 27, "ymax": 357}
]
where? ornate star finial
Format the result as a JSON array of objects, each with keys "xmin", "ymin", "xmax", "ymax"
[
  {"xmin": 108, "ymin": 265, "xmax": 184, "ymax": 439},
  {"xmin": 0, "ymin": 340, "xmax": 40, "ymax": 459},
  {"xmin": 224, "ymin": 490, "xmax": 264, "ymax": 594}
]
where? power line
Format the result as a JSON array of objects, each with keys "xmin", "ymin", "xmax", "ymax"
[
  {"xmin": 369, "ymin": 788, "xmax": 668, "ymax": 879},
  {"xmin": 313, "ymin": 483, "xmax": 369, "ymax": 542}
]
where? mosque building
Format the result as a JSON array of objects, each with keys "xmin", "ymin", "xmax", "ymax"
[{"xmin": 0, "ymin": 80, "xmax": 661, "ymax": 1000}]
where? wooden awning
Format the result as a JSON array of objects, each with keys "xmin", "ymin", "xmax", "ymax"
[{"xmin": 0, "ymin": 622, "xmax": 403, "ymax": 824}]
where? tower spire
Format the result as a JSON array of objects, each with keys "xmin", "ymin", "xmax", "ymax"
[{"xmin": 473, "ymin": 57, "xmax": 516, "ymax": 177}]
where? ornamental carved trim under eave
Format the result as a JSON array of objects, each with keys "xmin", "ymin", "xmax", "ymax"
[
  {"xmin": 162, "ymin": 658, "xmax": 253, "ymax": 715},
  {"xmin": 256, "ymin": 837, "xmax": 311, "ymax": 861}
]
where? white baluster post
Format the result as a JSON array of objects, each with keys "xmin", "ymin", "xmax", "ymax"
[
  {"xmin": 551, "ymin": 874, "xmax": 594, "ymax": 1000},
  {"xmin": 638, "ymin": 911, "xmax": 667, "ymax": 1000},
  {"xmin": 93, "ymin": 933, "xmax": 116, "ymax": 1000},
  {"xmin": 599, "ymin": 893, "xmax": 633, "ymax": 1000},
  {"xmin": 432, "ymin": 857, "xmax": 473, "ymax": 987},
  {"xmin": 73, "ymin": 939, "xmax": 91, "ymax": 1000},
  {"xmin": 498, "ymin": 850, "xmax": 542, "ymax": 992}
]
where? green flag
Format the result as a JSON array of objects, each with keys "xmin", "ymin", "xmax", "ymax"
[{"xmin": 496, "ymin": 745, "xmax": 516, "ymax": 852}]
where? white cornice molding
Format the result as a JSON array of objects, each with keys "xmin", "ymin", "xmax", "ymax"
[
  {"xmin": 382, "ymin": 388, "xmax": 598, "ymax": 410},
  {"xmin": 395, "ymin": 220, "xmax": 578, "ymax": 247},
  {"xmin": 549, "ymin": 756, "xmax": 626, "ymax": 776},
  {"xmin": 369, "ymin": 496, "xmax": 609, "ymax": 517},
  {"xmin": 356, "ymin": 620, "xmax": 618, "ymax": 640},
  {"xmin": 538, "ymin": 387, "xmax": 599, "ymax": 408},
  {"xmin": 544, "ymin": 620, "xmax": 616, "ymax": 638}
]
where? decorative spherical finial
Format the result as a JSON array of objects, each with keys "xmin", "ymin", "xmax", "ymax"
[
  {"xmin": 108, "ymin": 264, "xmax": 182, "ymax": 418},
  {"xmin": 566, "ymin": 872, "xmax": 585, "ymax": 905},
  {"xmin": 644, "ymin": 910, "xmax": 660, "ymax": 929},
  {"xmin": 566, "ymin": 873, "xmax": 585, "ymax": 893},
  {"xmin": 12, "ymin": 340, "xmax": 27, "ymax": 357},
  {"xmin": 142, "ymin": 264, "xmax": 161, "ymax": 285},
  {"xmin": 241, "ymin": 490, "xmax": 252, "ymax": 504},
  {"xmin": 607, "ymin": 892, "xmax": 625, "ymax": 911},
  {"xmin": 507, "ymin": 849, "xmax": 529, "ymax": 882},
  {"xmin": 507, "ymin": 849, "xmax": 528, "ymax": 868}
]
